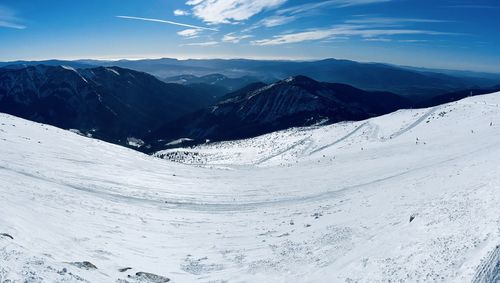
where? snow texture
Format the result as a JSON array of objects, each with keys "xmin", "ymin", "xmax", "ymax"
[{"xmin": 1, "ymin": 93, "xmax": 500, "ymax": 282}]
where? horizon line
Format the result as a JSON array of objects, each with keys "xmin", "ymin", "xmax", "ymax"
[{"xmin": 1, "ymin": 56, "xmax": 499, "ymax": 75}]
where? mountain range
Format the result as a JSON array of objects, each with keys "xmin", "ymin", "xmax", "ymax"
[
  {"xmin": 1, "ymin": 62, "xmax": 500, "ymax": 151},
  {"xmin": 3, "ymin": 58, "xmax": 500, "ymax": 100}
]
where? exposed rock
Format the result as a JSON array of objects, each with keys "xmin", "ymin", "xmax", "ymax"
[
  {"xmin": 70, "ymin": 261, "xmax": 98, "ymax": 270},
  {"xmin": 127, "ymin": 272, "xmax": 170, "ymax": 283},
  {"xmin": 0, "ymin": 233, "xmax": 14, "ymax": 240},
  {"xmin": 119, "ymin": 267, "xmax": 133, "ymax": 272},
  {"xmin": 409, "ymin": 214, "xmax": 416, "ymax": 223}
]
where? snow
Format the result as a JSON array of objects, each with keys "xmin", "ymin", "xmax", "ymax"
[
  {"xmin": 127, "ymin": 137, "xmax": 145, "ymax": 148},
  {"xmin": 61, "ymin": 65, "xmax": 77, "ymax": 72},
  {"xmin": 61, "ymin": 65, "xmax": 89, "ymax": 83},
  {"xmin": 165, "ymin": 138, "xmax": 194, "ymax": 146},
  {"xmin": 106, "ymin": 68, "xmax": 120, "ymax": 76},
  {"xmin": 1, "ymin": 93, "xmax": 500, "ymax": 282}
]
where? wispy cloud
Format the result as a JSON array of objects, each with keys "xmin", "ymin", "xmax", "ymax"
[
  {"xmin": 363, "ymin": 38, "xmax": 430, "ymax": 43},
  {"xmin": 244, "ymin": 0, "xmax": 391, "ymax": 32},
  {"xmin": 263, "ymin": 15, "xmax": 297, "ymax": 28},
  {"xmin": 181, "ymin": 41, "xmax": 219, "ymax": 46},
  {"xmin": 399, "ymin": 39, "xmax": 428, "ymax": 43},
  {"xmin": 242, "ymin": 15, "xmax": 297, "ymax": 33},
  {"xmin": 363, "ymin": 37, "xmax": 392, "ymax": 42},
  {"xmin": 252, "ymin": 29, "xmax": 338, "ymax": 46},
  {"xmin": 186, "ymin": 0, "xmax": 288, "ymax": 24},
  {"xmin": 177, "ymin": 28, "xmax": 201, "ymax": 38},
  {"xmin": 277, "ymin": 0, "xmax": 391, "ymax": 15},
  {"xmin": 0, "ymin": 20, "xmax": 25, "ymax": 29},
  {"xmin": 447, "ymin": 5, "xmax": 500, "ymax": 9},
  {"xmin": 260, "ymin": 15, "xmax": 297, "ymax": 27},
  {"xmin": 346, "ymin": 17, "xmax": 450, "ymax": 24},
  {"xmin": 116, "ymin": 15, "xmax": 218, "ymax": 31},
  {"xmin": 251, "ymin": 25, "xmax": 456, "ymax": 46},
  {"xmin": 222, "ymin": 32, "xmax": 253, "ymax": 43},
  {"xmin": 0, "ymin": 6, "xmax": 26, "ymax": 29},
  {"xmin": 174, "ymin": 9, "xmax": 190, "ymax": 16}
]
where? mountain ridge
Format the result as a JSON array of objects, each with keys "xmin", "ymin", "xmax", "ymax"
[
  {"xmin": 3, "ymin": 58, "xmax": 499, "ymax": 99},
  {"xmin": 147, "ymin": 75, "xmax": 411, "ymax": 150},
  {"xmin": 0, "ymin": 65, "xmax": 211, "ymax": 146}
]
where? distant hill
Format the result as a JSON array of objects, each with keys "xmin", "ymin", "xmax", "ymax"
[
  {"xmin": 164, "ymin": 73, "xmax": 261, "ymax": 93},
  {"xmin": 418, "ymin": 86, "xmax": 500, "ymax": 108}
]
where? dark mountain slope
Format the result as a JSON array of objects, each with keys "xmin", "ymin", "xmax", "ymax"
[
  {"xmin": 0, "ymin": 65, "xmax": 210, "ymax": 145},
  {"xmin": 0, "ymin": 60, "xmax": 96, "ymax": 70},
  {"xmin": 418, "ymin": 86, "xmax": 500, "ymax": 108},
  {"xmin": 147, "ymin": 76, "xmax": 411, "ymax": 150}
]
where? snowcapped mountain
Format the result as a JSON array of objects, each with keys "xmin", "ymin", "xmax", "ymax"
[
  {"xmin": 0, "ymin": 65, "xmax": 211, "ymax": 145},
  {"xmin": 148, "ymin": 75, "xmax": 410, "ymax": 148},
  {"xmin": 1, "ymin": 91, "xmax": 499, "ymax": 282}
]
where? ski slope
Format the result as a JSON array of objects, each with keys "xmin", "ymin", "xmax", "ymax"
[{"xmin": 1, "ymin": 93, "xmax": 500, "ymax": 282}]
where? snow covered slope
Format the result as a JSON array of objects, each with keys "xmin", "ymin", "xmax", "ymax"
[{"xmin": 1, "ymin": 93, "xmax": 500, "ymax": 282}]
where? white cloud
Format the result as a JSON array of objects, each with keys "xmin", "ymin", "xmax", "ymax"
[
  {"xmin": 346, "ymin": 17, "xmax": 449, "ymax": 24},
  {"xmin": 363, "ymin": 38, "xmax": 392, "ymax": 42},
  {"xmin": 252, "ymin": 29, "xmax": 339, "ymax": 46},
  {"xmin": 182, "ymin": 41, "xmax": 219, "ymax": 46},
  {"xmin": 251, "ymin": 25, "xmax": 455, "ymax": 46},
  {"xmin": 116, "ymin": 15, "xmax": 217, "ymax": 31},
  {"xmin": 242, "ymin": 15, "xmax": 297, "ymax": 33},
  {"xmin": 364, "ymin": 38, "xmax": 429, "ymax": 43},
  {"xmin": 399, "ymin": 39, "xmax": 429, "ymax": 43},
  {"xmin": 222, "ymin": 33, "xmax": 253, "ymax": 43},
  {"xmin": 177, "ymin": 28, "xmax": 201, "ymax": 37},
  {"xmin": 174, "ymin": 9, "xmax": 190, "ymax": 16},
  {"xmin": 278, "ymin": 0, "xmax": 391, "ymax": 15},
  {"xmin": 186, "ymin": 0, "xmax": 204, "ymax": 4},
  {"xmin": 0, "ymin": 20, "xmax": 25, "ymax": 29},
  {"xmin": 0, "ymin": 6, "xmax": 26, "ymax": 29},
  {"xmin": 244, "ymin": 0, "xmax": 391, "ymax": 32},
  {"xmin": 186, "ymin": 0, "xmax": 288, "ymax": 24},
  {"xmin": 260, "ymin": 15, "xmax": 296, "ymax": 27}
]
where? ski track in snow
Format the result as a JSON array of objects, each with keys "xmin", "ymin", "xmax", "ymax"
[
  {"xmin": 255, "ymin": 136, "xmax": 312, "ymax": 165},
  {"xmin": 389, "ymin": 106, "xmax": 440, "ymax": 139},
  {"xmin": 309, "ymin": 121, "xmax": 369, "ymax": 155},
  {"xmin": 1, "ymin": 93, "xmax": 500, "ymax": 282},
  {"xmin": 472, "ymin": 245, "xmax": 500, "ymax": 283}
]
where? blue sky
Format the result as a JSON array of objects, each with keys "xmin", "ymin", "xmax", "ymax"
[{"xmin": 1, "ymin": 0, "xmax": 499, "ymax": 72}]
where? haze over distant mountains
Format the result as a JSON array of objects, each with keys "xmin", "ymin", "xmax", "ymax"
[{"xmin": 2, "ymin": 58, "xmax": 500, "ymax": 100}]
